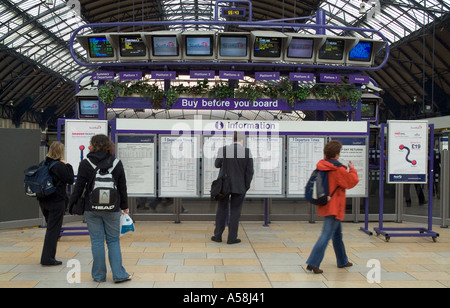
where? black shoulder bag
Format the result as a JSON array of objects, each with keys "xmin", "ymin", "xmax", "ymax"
[{"xmin": 210, "ymin": 148, "xmax": 232, "ymax": 201}]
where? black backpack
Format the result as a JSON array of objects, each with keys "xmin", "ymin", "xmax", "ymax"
[
  {"xmin": 24, "ymin": 160, "xmax": 58, "ymax": 198},
  {"xmin": 86, "ymin": 158, "xmax": 120, "ymax": 211}
]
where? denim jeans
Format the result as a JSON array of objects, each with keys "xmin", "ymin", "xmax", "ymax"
[
  {"xmin": 306, "ymin": 215, "xmax": 348, "ymax": 268},
  {"xmin": 84, "ymin": 211, "xmax": 129, "ymax": 282}
]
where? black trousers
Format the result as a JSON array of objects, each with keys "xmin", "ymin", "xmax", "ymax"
[
  {"xmin": 39, "ymin": 200, "xmax": 65, "ymax": 265},
  {"xmin": 214, "ymin": 193, "xmax": 245, "ymax": 242}
]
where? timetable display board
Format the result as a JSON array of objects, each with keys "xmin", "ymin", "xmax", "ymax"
[
  {"xmin": 331, "ymin": 137, "xmax": 368, "ymax": 197},
  {"xmin": 387, "ymin": 120, "xmax": 428, "ymax": 184},
  {"xmin": 246, "ymin": 135, "xmax": 284, "ymax": 197},
  {"xmin": 159, "ymin": 135, "xmax": 200, "ymax": 197},
  {"xmin": 116, "ymin": 135, "xmax": 156, "ymax": 196},
  {"xmin": 287, "ymin": 137, "xmax": 325, "ymax": 197},
  {"xmin": 201, "ymin": 135, "xmax": 233, "ymax": 197}
]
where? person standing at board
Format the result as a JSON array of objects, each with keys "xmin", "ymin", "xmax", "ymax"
[
  {"xmin": 38, "ymin": 141, "xmax": 74, "ymax": 266},
  {"xmin": 306, "ymin": 140, "xmax": 359, "ymax": 274},
  {"xmin": 211, "ymin": 132, "xmax": 254, "ymax": 244}
]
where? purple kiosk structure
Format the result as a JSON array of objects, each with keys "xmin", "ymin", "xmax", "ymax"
[{"xmin": 59, "ymin": 2, "xmax": 438, "ymax": 241}]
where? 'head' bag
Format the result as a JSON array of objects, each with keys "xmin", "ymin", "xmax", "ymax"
[{"xmin": 86, "ymin": 158, "xmax": 120, "ymax": 211}]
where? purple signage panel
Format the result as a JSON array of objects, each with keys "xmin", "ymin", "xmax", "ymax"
[
  {"xmin": 151, "ymin": 71, "xmax": 176, "ymax": 79},
  {"xmin": 255, "ymin": 72, "xmax": 280, "ymax": 80},
  {"xmin": 119, "ymin": 71, "xmax": 142, "ymax": 80},
  {"xmin": 289, "ymin": 72, "xmax": 314, "ymax": 82},
  {"xmin": 92, "ymin": 71, "xmax": 114, "ymax": 80},
  {"xmin": 219, "ymin": 71, "xmax": 244, "ymax": 80},
  {"xmin": 320, "ymin": 73, "xmax": 341, "ymax": 83},
  {"xmin": 190, "ymin": 70, "xmax": 215, "ymax": 79},
  {"xmin": 172, "ymin": 98, "xmax": 290, "ymax": 110},
  {"xmin": 349, "ymin": 75, "xmax": 370, "ymax": 84}
]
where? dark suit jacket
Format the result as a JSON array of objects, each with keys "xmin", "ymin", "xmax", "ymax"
[{"xmin": 215, "ymin": 143, "xmax": 254, "ymax": 195}]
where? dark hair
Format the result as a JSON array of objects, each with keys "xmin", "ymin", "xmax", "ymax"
[
  {"xmin": 323, "ymin": 140, "xmax": 342, "ymax": 159},
  {"xmin": 90, "ymin": 134, "xmax": 115, "ymax": 155},
  {"xmin": 233, "ymin": 131, "xmax": 244, "ymax": 143}
]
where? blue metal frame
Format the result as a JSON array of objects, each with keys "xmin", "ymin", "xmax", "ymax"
[{"xmin": 69, "ymin": 19, "xmax": 390, "ymax": 72}]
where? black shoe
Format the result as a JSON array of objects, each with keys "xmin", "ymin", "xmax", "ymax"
[
  {"xmin": 227, "ymin": 239, "xmax": 241, "ymax": 245},
  {"xmin": 211, "ymin": 236, "xmax": 222, "ymax": 243},
  {"xmin": 41, "ymin": 260, "xmax": 62, "ymax": 266}
]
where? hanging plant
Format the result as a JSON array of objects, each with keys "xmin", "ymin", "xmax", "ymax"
[
  {"xmin": 146, "ymin": 83, "xmax": 164, "ymax": 109},
  {"xmin": 165, "ymin": 88, "xmax": 179, "ymax": 109},
  {"xmin": 208, "ymin": 82, "xmax": 234, "ymax": 101},
  {"xmin": 235, "ymin": 83, "xmax": 264, "ymax": 103},
  {"xmin": 337, "ymin": 84, "xmax": 361, "ymax": 109},
  {"xmin": 98, "ymin": 81, "xmax": 123, "ymax": 106},
  {"xmin": 311, "ymin": 84, "xmax": 335, "ymax": 101},
  {"xmin": 293, "ymin": 85, "xmax": 312, "ymax": 102},
  {"xmin": 189, "ymin": 78, "xmax": 210, "ymax": 96}
]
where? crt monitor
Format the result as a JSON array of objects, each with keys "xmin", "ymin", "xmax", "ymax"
[
  {"xmin": 78, "ymin": 99, "xmax": 99, "ymax": 118},
  {"xmin": 360, "ymin": 99, "xmax": 378, "ymax": 121},
  {"xmin": 318, "ymin": 38, "xmax": 345, "ymax": 60},
  {"xmin": 251, "ymin": 31, "xmax": 286, "ymax": 62},
  {"xmin": 182, "ymin": 31, "xmax": 216, "ymax": 61},
  {"xmin": 87, "ymin": 36, "xmax": 116, "ymax": 62},
  {"xmin": 316, "ymin": 36, "xmax": 355, "ymax": 65},
  {"xmin": 348, "ymin": 41, "xmax": 373, "ymax": 62},
  {"xmin": 284, "ymin": 34, "xmax": 321, "ymax": 64},
  {"xmin": 148, "ymin": 31, "xmax": 182, "ymax": 61},
  {"xmin": 346, "ymin": 38, "xmax": 386, "ymax": 67},
  {"xmin": 217, "ymin": 32, "xmax": 250, "ymax": 62},
  {"xmin": 112, "ymin": 33, "xmax": 149, "ymax": 62}
]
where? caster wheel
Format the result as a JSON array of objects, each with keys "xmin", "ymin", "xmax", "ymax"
[{"xmin": 385, "ymin": 236, "xmax": 390, "ymax": 242}]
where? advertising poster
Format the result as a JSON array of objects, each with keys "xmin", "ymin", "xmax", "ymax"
[
  {"xmin": 287, "ymin": 137, "xmax": 325, "ymax": 197},
  {"xmin": 201, "ymin": 135, "xmax": 233, "ymax": 196},
  {"xmin": 65, "ymin": 120, "xmax": 108, "ymax": 175},
  {"xmin": 332, "ymin": 137, "xmax": 368, "ymax": 197},
  {"xmin": 159, "ymin": 135, "xmax": 199, "ymax": 197},
  {"xmin": 246, "ymin": 136, "xmax": 284, "ymax": 197},
  {"xmin": 388, "ymin": 120, "xmax": 428, "ymax": 183},
  {"xmin": 116, "ymin": 135, "xmax": 156, "ymax": 196}
]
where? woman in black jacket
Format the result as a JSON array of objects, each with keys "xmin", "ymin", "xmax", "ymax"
[
  {"xmin": 69, "ymin": 134, "xmax": 130, "ymax": 283},
  {"xmin": 38, "ymin": 141, "xmax": 74, "ymax": 266}
]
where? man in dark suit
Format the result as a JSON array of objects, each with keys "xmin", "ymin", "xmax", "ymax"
[{"xmin": 211, "ymin": 132, "xmax": 254, "ymax": 244}]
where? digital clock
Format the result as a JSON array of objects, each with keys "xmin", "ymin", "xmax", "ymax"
[{"xmin": 221, "ymin": 7, "xmax": 246, "ymax": 17}]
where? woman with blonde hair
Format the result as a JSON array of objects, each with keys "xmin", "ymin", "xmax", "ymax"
[{"xmin": 38, "ymin": 141, "xmax": 74, "ymax": 266}]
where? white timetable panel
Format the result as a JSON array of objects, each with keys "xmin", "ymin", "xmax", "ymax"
[
  {"xmin": 287, "ymin": 137, "xmax": 325, "ymax": 197},
  {"xmin": 246, "ymin": 136, "xmax": 284, "ymax": 197},
  {"xmin": 116, "ymin": 135, "xmax": 156, "ymax": 196},
  {"xmin": 159, "ymin": 135, "xmax": 199, "ymax": 197}
]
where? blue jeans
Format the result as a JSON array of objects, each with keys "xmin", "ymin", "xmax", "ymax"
[
  {"xmin": 306, "ymin": 215, "xmax": 348, "ymax": 268},
  {"xmin": 84, "ymin": 211, "xmax": 129, "ymax": 282}
]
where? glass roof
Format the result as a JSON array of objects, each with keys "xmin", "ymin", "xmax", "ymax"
[
  {"xmin": 311, "ymin": 0, "xmax": 449, "ymax": 43},
  {"xmin": 0, "ymin": 0, "xmax": 90, "ymax": 81},
  {"xmin": 161, "ymin": 0, "xmax": 225, "ymax": 31}
]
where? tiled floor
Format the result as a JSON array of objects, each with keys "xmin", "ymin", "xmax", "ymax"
[{"xmin": 0, "ymin": 220, "xmax": 449, "ymax": 288}]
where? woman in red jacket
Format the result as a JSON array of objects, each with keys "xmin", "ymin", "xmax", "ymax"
[{"xmin": 306, "ymin": 140, "xmax": 359, "ymax": 274}]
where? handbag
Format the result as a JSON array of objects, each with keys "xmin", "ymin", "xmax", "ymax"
[
  {"xmin": 69, "ymin": 186, "xmax": 86, "ymax": 215},
  {"xmin": 210, "ymin": 149, "xmax": 231, "ymax": 201}
]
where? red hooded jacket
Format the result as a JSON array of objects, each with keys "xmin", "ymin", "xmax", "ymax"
[{"xmin": 316, "ymin": 159, "xmax": 359, "ymax": 221}]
